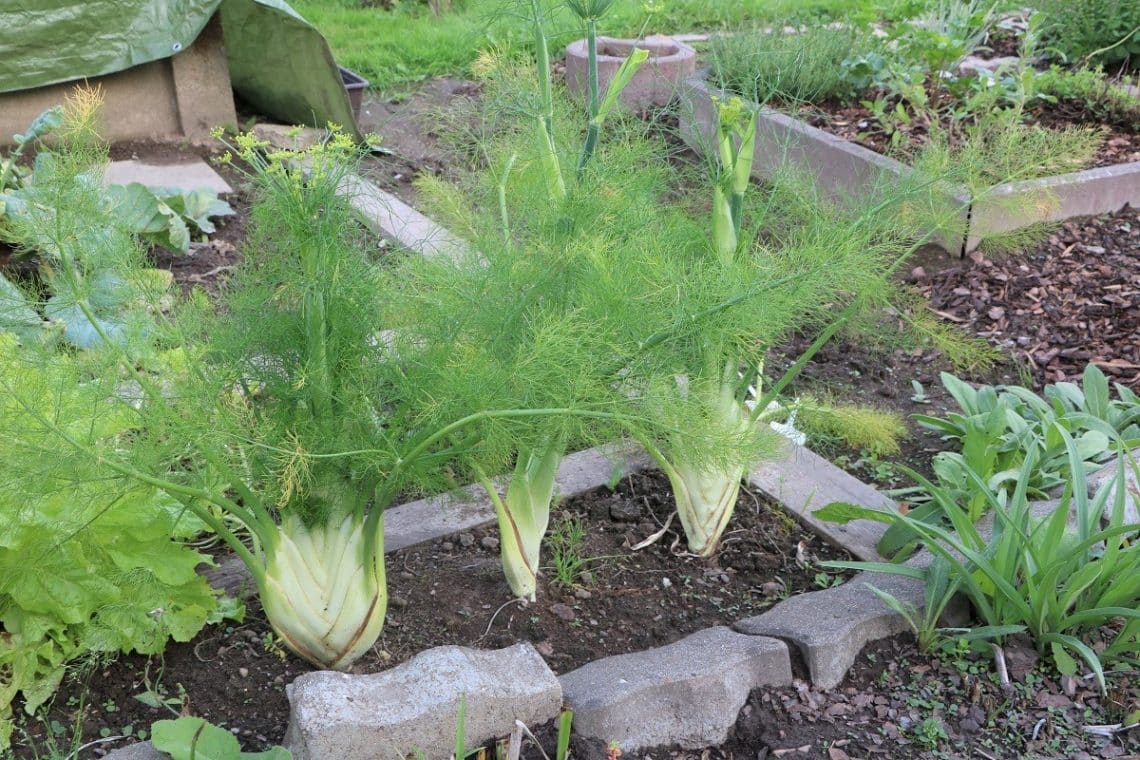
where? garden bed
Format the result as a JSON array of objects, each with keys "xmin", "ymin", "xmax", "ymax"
[
  {"xmin": 16, "ymin": 470, "xmax": 853, "ymax": 758},
  {"xmin": 8, "ymin": 73, "xmax": 1139, "ymax": 760},
  {"xmin": 679, "ymin": 75, "xmax": 1140, "ymax": 256},
  {"xmin": 801, "ymin": 96, "xmax": 1140, "ymax": 172}
]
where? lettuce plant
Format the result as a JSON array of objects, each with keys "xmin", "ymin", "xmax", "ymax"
[{"xmin": 0, "ymin": 336, "xmax": 225, "ymax": 749}]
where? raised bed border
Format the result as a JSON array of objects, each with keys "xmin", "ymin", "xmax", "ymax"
[{"xmin": 678, "ymin": 73, "xmax": 1140, "ymax": 256}]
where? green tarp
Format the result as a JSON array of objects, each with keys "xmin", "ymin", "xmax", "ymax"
[{"xmin": 0, "ymin": 0, "xmax": 359, "ymax": 136}]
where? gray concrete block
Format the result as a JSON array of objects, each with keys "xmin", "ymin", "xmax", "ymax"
[
  {"xmin": 339, "ymin": 173, "xmax": 469, "ymax": 262},
  {"xmin": 565, "ymin": 36, "xmax": 696, "ymax": 111},
  {"xmin": 734, "ymin": 572, "xmax": 922, "ymax": 690},
  {"xmin": 968, "ymin": 162, "xmax": 1140, "ymax": 251},
  {"xmin": 284, "ymin": 643, "xmax": 561, "ymax": 760},
  {"xmin": 169, "ymin": 14, "xmax": 237, "ymax": 139},
  {"xmin": 559, "ymin": 626, "xmax": 791, "ymax": 752},
  {"xmin": 748, "ymin": 440, "xmax": 894, "ymax": 562},
  {"xmin": 104, "ymin": 159, "xmax": 233, "ymax": 194}
]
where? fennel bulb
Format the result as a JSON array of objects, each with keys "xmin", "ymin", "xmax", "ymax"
[{"xmin": 262, "ymin": 513, "xmax": 387, "ymax": 670}]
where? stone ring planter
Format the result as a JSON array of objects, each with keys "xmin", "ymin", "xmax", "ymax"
[
  {"xmin": 679, "ymin": 74, "xmax": 1140, "ymax": 255},
  {"xmin": 565, "ymin": 35, "xmax": 696, "ymax": 111}
]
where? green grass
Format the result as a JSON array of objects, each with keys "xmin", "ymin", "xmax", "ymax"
[{"xmin": 289, "ymin": 0, "xmax": 945, "ymax": 92}]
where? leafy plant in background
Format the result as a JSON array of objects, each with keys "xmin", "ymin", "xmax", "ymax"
[
  {"xmin": 900, "ymin": 0, "xmax": 998, "ymax": 82},
  {"xmin": 709, "ymin": 25, "xmax": 880, "ymax": 105},
  {"xmin": 1033, "ymin": 65, "xmax": 1140, "ymax": 129},
  {"xmin": 885, "ymin": 365, "xmax": 1138, "ymax": 551},
  {"xmin": 1031, "ymin": 0, "xmax": 1140, "ymax": 67},
  {"xmin": 822, "ymin": 435, "xmax": 1140, "ymax": 690},
  {"xmin": 0, "ymin": 106, "xmax": 63, "ymax": 194},
  {"xmin": 1, "ymin": 97, "xmax": 231, "ymax": 349},
  {"xmin": 1, "ymin": 99, "xmax": 232, "ymax": 257},
  {"xmin": 107, "ymin": 183, "xmax": 234, "ymax": 254}
]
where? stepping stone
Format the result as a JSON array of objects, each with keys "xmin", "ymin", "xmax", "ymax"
[
  {"xmin": 339, "ymin": 173, "xmax": 468, "ymax": 262},
  {"xmin": 284, "ymin": 643, "xmax": 561, "ymax": 760},
  {"xmin": 104, "ymin": 159, "xmax": 232, "ymax": 194},
  {"xmin": 559, "ymin": 626, "xmax": 791, "ymax": 752}
]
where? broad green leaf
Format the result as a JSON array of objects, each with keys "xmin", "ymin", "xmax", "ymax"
[
  {"xmin": 165, "ymin": 215, "xmax": 192, "ymax": 253},
  {"xmin": 153, "ymin": 717, "xmax": 243, "ymax": 760},
  {"xmin": 0, "ymin": 273, "xmax": 40, "ymax": 332},
  {"xmin": 106, "ymin": 183, "xmax": 170, "ymax": 235},
  {"xmin": 1081, "ymin": 364, "xmax": 1110, "ymax": 419}
]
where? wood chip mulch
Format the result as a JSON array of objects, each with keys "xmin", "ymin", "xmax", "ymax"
[{"xmin": 918, "ymin": 206, "xmax": 1140, "ymax": 392}]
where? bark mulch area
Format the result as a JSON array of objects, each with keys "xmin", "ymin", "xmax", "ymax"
[
  {"xmin": 14, "ymin": 470, "xmax": 852, "ymax": 758},
  {"xmin": 917, "ymin": 205, "xmax": 1140, "ymax": 392}
]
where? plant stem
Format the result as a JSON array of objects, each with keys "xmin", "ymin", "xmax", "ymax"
[{"xmin": 576, "ymin": 18, "xmax": 601, "ymax": 178}]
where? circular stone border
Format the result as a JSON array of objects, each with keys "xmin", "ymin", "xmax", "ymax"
[{"xmin": 564, "ymin": 35, "xmax": 696, "ymax": 111}]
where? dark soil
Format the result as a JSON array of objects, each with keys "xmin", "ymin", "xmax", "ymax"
[
  {"xmin": 14, "ymin": 471, "xmax": 853, "ymax": 758},
  {"xmin": 716, "ymin": 634, "xmax": 1140, "ymax": 760},
  {"xmin": 802, "ymin": 99, "xmax": 1140, "ymax": 171},
  {"xmin": 382, "ymin": 469, "xmax": 853, "ymax": 674},
  {"xmin": 920, "ymin": 205, "xmax": 1140, "ymax": 392},
  {"xmin": 354, "ymin": 78, "xmax": 482, "ymax": 205}
]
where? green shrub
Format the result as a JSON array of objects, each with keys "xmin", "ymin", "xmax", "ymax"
[{"xmin": 1031, "ymin": 0, "xmax": 1140, "ymax": 66}]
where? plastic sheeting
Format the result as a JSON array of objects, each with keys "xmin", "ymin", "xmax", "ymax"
[
  {"xmin": 221, "ymin": 0, "xmax": 359, "ymax": 135},
  {"xmin": 0, "ymin": 0, "xmax": 358, "ymax": 136}
]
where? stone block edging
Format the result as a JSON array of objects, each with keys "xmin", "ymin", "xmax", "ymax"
[
  {"xmin": 559, "ymin": 626, "xmax": 792, "ymax": 752},
  {"xmin": 679, "ymin": 75, "xmax": 1140, "ymax": 256}
]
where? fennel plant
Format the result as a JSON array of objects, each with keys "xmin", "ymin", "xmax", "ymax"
[{"xmin": 1, "ymin": 124, "xmax": 639, "ymax": 669}]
